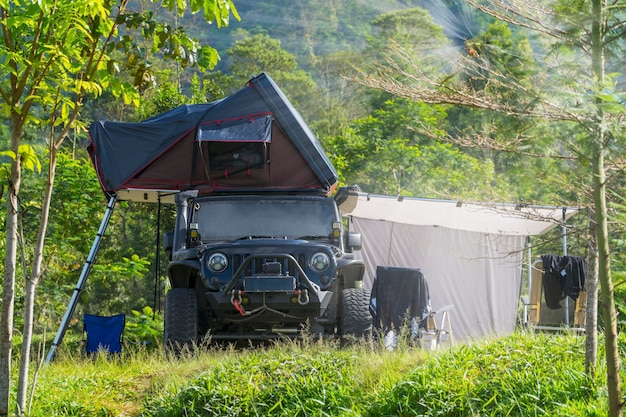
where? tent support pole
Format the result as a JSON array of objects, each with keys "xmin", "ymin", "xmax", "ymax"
[
  {"xmin": 153, "ymin": 195, "xmax": 162, "ymax": 318},
  {"xmin": 562, "ymin": 207, "xmax": 569, "ymax": 327},
  {"xmin": 45, "ymin": 194, "xmax": 117, "ymax": 364}
]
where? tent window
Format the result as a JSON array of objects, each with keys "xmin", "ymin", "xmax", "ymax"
[
  {"xmin": 197, "ymin": 114, "xmax": 272, "ymax": 172},
  {"xmin": 208, "ymin": 141, "xmax": 267, "ymax": 171},
  {"xmin": 197, "ymin": 114, "xmax": 272, "ymax": 142}
]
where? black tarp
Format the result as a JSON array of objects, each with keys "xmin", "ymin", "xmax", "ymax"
[
  {"xmin": 88, "ymin": 73, "xmax": 338, "ymax": 202},
  {"xmin": 369, "ymin": 266, "xmax": 432, "ymax": 331}
]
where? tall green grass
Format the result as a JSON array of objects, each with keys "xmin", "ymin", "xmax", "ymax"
[
  {"xmin": 21, "ymin": 332, "xmax": 615, "ymax": 416},
  {"xmin": 368, "ymin": 332, "xmax": 605, "ymax": 417},
  {"xmin": 25, "ymin": 342, "xmax": 225, "ymax": 417},
  {"xmin": 143, "ymin": 338, "xmax": 393, "ymax": 417}
]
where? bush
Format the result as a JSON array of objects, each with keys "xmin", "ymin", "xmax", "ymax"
[{"xmin": 124, "ymin": 306, "xmax": 163, "ymax": 349}]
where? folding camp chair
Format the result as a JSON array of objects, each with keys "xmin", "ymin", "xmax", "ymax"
[
  {"xmin": 429, "ymin": 304, "xmax": 454, "ymax": 348},
  {"xmin": 83, "ymin": 314, "xmax": 125, "ymax": 354}
]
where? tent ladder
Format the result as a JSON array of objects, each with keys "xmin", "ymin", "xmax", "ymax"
[{"xmin": 45, "ymin": 194, "xmax": 117, "ymax": 364}]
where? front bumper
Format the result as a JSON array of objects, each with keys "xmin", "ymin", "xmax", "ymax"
[{"xmin": 206, "ymin": 253, "xmax": 333, "ymax": 331}]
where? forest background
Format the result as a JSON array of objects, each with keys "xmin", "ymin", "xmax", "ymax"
[{"xmin": 1, "ymin": 0, "xmax": 625, "ymax": 360}]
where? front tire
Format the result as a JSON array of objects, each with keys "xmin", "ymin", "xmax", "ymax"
[
  {"xmin": 164, "ymin": 288, "xmax": 198, "ymax": 353},
  {"xmin": 339, "ymin": 287, "xmax": 372, "ymax": 338}
]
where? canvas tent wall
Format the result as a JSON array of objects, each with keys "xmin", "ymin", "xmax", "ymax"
[
  {"xmin": 88, "ymin": 72, "xmax": 338, "ymax": 203},
  {"xmin": 336, "ymin": 190, "xmax": 578, "ymax": 341}
]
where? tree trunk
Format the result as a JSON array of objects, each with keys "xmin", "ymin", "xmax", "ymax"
[
  {"xmin": 592, "ymin": 151, "xmax": 623, "ymax": 417},
  {"xmin": 0, "ymin": 120, "xmax": 24, "ymax": 416},
  {"xmin": 0, "ymin": 170, "xmax": 19, "ymax": 417},
  {"xmin": 15, "ymin": 278, "xmax": 36, "ymax": 417},
  {"xmin": 15, "ymin": 149, "xmax": 57, "ymax": 415},
  {"xmin": 585, "ymin": 220, "xmax": 598, "ymax": 377},
  {"xmin": 591, "ymin": 1, "xmax": 622, "ymax": 415}
]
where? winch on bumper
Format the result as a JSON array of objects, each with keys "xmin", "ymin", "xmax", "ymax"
[{"xmin": 205, "ymin": 252, "xmax": 334, "ymax": 328}]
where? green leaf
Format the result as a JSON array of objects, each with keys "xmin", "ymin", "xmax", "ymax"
[
  {"xmin": 198, "ymin": 45, "xmax": 220, "ymax": 70},
  {"xmin": 190, "ymin": 0, "xmax": 203, "ymax": 14},
  {"xmin": 61, "ymin": 102, "xmax": 70, "ymax": 121},
  {"xmin": 0, "ymin": 150, "xmax": 17, "ymax": 160},
  {"xmin": 17, "ymin": 144, "xmax": 42, "ymax": 173},
  {"xmin": 597, "ymin": 93, "xmax": 619, "ymax": 103},
  {"xmin": 227, "ymin": 0, "xmax": 240, "ymax": 21}
]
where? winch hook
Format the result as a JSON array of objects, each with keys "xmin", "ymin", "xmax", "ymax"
[{"xmin": 231, "ymin": 290, "xmax": 247, "ymax": 316}]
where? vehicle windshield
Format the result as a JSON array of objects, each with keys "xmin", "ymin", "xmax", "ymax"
[{"xmin": 192, "ymin": 197, "xmax": 338, "ymax": 241}]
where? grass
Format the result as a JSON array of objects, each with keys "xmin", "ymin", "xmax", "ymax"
[{"xmin": 17, "ymin": 331, "xmax": 619, "ymax": 416}]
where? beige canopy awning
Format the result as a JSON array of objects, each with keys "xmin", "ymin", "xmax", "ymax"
[{"xmin": 338, "ymin": 192, "xmax": 578, "ymax": 236}]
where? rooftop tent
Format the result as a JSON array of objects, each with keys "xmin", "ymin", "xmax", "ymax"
[
  {"xmin": 336, "ymin": 190, "xmax": 579, "ymax": 341},
  {"xmin": 88, "ymin": 73, "xmax": 338, "ymax": 202}
]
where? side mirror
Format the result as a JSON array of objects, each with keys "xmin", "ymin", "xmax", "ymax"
[
  {"xmin": 347, "ymin": 232, "xmax": 362, "ymax": 251},
  {"xmin": 163, "ymin": 232, "xmax": 174, "ymax": 251}
]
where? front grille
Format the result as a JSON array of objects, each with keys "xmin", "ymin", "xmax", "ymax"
[
  {"xmin": 233, "ymin": 254, "xmax": 242, "ymax": 272},
  {"xmin": 229, "ymin": 254, "xmax": 280, "ymax": 277},
  {"xmin": 237, "ymin": 254, "xmax": 303, "ymax": 278}
]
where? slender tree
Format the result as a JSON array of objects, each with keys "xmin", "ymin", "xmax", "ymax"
[
  {"xmin": 355, "ymin": 0, "xmax": 624, "ymax": 414},
  {"xmin": 0, "ymin": 1, "xmax": 238, "ymax": 415}
]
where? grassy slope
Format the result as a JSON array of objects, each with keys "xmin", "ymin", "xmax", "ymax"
[{"xmin": 26, "ymin": 332, "xmax": 618, "ymax": 416}]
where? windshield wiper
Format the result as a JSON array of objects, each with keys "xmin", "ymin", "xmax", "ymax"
[
  {"xmin": 295, "ymin": 235, "xmax": 331, "ymax": 241},
  {"xmin": 236, "ymin": 236, "xmax": 277, "ymax": 240}
]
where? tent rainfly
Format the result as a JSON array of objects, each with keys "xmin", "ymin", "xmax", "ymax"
[
  {"xmin": 88, "ymin": 72, "xmax": 339, "ymax": 203},
  {"xmin": 336, "ymin": 190, "xmax": 579, "ymax": 341}
]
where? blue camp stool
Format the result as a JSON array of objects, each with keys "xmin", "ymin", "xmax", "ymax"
[{"xmin": 83, "ymin": 314, "xmax": 125, "ymax": 354}]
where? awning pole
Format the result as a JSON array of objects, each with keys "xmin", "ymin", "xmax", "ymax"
[
  {"xmin": 562, "ymin": 207, "xmax": 569, "ymax": 327},
  {"xmin": 45, "ymin": 194, "xmax": 117, "ymax": 364}
]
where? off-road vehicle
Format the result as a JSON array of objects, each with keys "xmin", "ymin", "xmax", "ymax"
[
  {"xmin": 84, "ymin": 72, "xmax": 372, "ymax": 349},
  {"xmin": 163, "ymin": 188, "xmax": 371, "ymax": 347}
]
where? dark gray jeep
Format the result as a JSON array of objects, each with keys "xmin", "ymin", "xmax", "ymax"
[{"xmin": 163, "ymin": 189, "xmax": 371, "ymax": 347}]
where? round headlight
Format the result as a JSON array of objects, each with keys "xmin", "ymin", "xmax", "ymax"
[
  {"xmin": 309, "ymin": 251, "xmax": 330, "ymax": 272},
  {"xmin": 207, "ymin": 252, "xmax": 228, "ymax": 272}
]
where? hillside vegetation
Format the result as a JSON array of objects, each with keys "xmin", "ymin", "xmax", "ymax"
[
  {"xmin": 203, "ymin": 0, "xmax": 422, "ymax": 65},
  {"xmin": 24, "ymin": 332, "xmax": 620, "ymax": 416}
]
